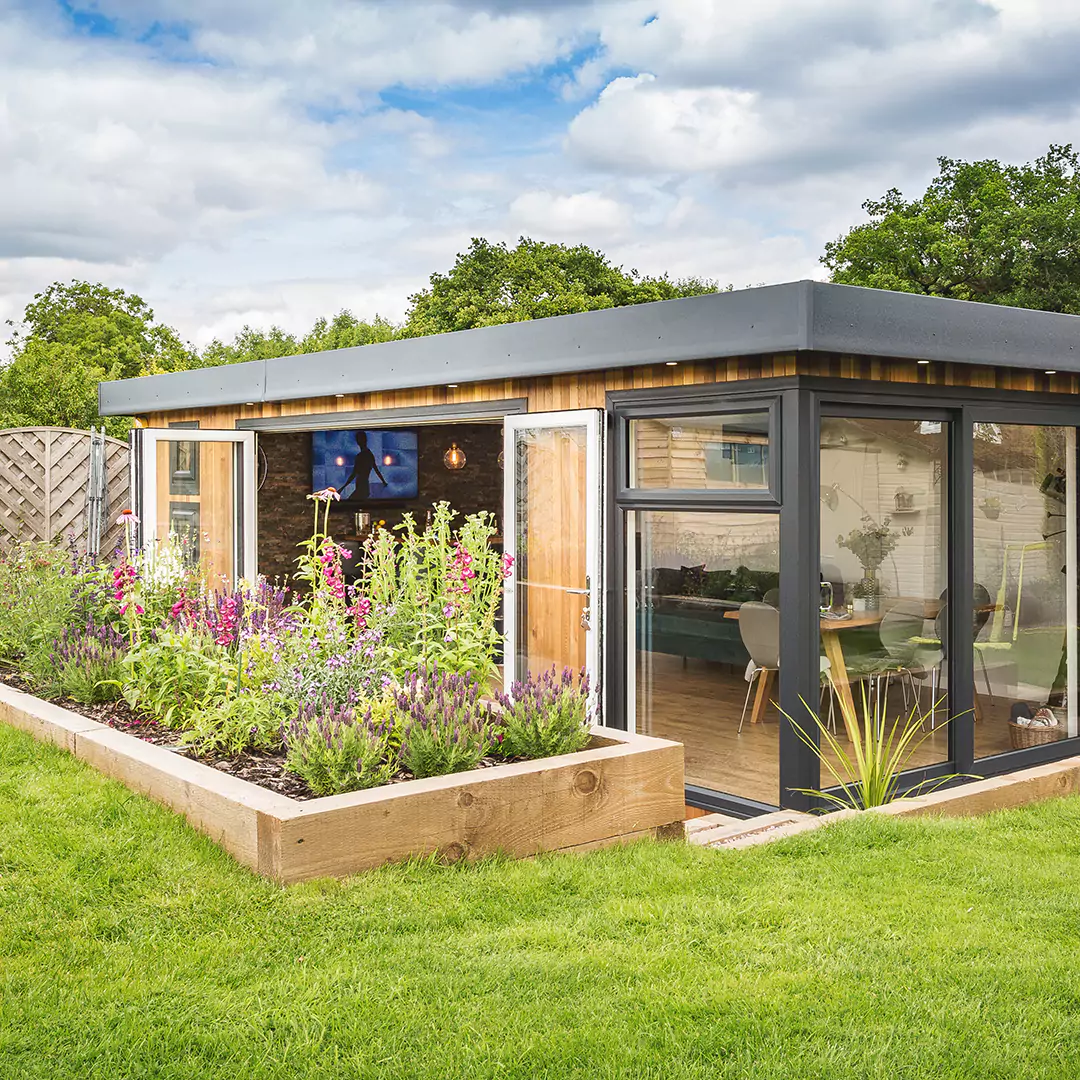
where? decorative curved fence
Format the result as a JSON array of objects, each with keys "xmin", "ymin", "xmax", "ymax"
[{"xmin": 0, "ymin": 428, "xmax": 130, "ymax": 554}]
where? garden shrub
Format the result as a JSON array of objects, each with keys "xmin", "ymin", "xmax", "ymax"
[
  {"xmin": 395, "ymin": 666, "xmax": 497, "ymax": 778},
  {"xmin": 40, "ymin": 620, "xmax": 127, "ymax": 705},
  {"xmin": 181, "ymin": 690, "xmax": 294, "ymax": 756},
  {"xmin": 121, "ymin": 629, "xmax": 235, "ymax": 726},
  {"xmin": 359, "ymin": 503, "xmax": 511, "ymax": 682},
  {"xmin": 283, "ymin": 695, "xmax": 396, "ymax": 795},
  {"xmin": 494, "ymin": 667, "xmax": 593, "ymax": 760},
  {"xmin": 0, "ymin": 540, "xmax": 86, "ymax": 665}
]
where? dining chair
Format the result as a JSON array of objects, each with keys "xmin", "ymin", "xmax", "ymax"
[{"xmin": 737, "ymin": 602, "xmax": 780, "ymax": 732}]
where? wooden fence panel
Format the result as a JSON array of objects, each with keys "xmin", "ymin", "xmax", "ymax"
[{"xmin": 0, "ymin": 428, "xmax": 130, "ymax": 554}]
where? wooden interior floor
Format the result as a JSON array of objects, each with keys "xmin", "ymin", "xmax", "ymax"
[{"xmin": 637, "ymin": 654, "xmax": 1046, "ymax": 806}]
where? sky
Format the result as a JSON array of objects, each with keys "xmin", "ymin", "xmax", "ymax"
[{"xmin": 2, "ymin": 0, "xmax": 1079, "ymax": 351}]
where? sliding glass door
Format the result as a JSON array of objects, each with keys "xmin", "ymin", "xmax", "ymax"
[
  {"xmin": 971, "ymin": 421, "xmax": 1078, "ymax": 757},
  {"xmin": 818, "ymin": 413, "xmax": 951, "ymax": 769}
]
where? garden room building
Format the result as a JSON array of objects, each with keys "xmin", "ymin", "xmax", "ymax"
[{"xmin": 100, "ymin": 280, "xmax": 1080, "ymax": 818}]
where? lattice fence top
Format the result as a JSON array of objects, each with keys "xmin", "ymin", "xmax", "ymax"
[{"xmin": 0, "ymin": 428, "xmax": 130, "ymax": 554}]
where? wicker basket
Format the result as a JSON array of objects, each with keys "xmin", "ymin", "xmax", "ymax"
[{"xmin": 1008, "ymin": 720, "xmax": 1063, "ymax": 750}]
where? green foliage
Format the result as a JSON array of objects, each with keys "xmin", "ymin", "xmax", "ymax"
[
  {"xmin": 402, "ymin": 236, "xmax": 719, "ymax": 336},
  {"xmin": 0, "ymin": 541, "xmax": 84, "ymax": 667},
  {"xmin": 1, "ymin": 281, "xmax": 198, "ymax": 436},
  {"xmin": 121, "ymin": 629, "xmax": 234, "ymax": 726},
  {"xmin": 359, "ymin": 503, "xmax": 506, "ymax": 682},
  {"xmin": 823, "ymin": 144, "xmax": 1080, "ymax": 313},
  {"xmin": 786, "ymin": 685, "xmax": 973, "ymax": 809},
  {"xmin": 494, "ymin": 667, "xmax": 592, "ymax": 760},
  {"xmin": 41, "ymin": 623, "xmax": 128, "ymax": 705},
  {"xmin": 199, "ymin": 311, "xmax": 399, "ymax": 366},
  {"xmin": 283, "ymin": 696, "xmax": 397, "ymax": 795},
  {"xmin": 181, "ymin": 691, "xmax": 293, "ymax": 757}
]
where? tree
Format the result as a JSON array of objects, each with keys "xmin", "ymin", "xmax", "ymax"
[
  {"xmin": 402, "ymin": 237, "xmax": 719, "ymax": 337},
  {"xmin": 199, "ymin": 312, "xmax": 399, "ymax": 366},
  {"xmin": 822, "ymin": 145, "xmax": 1080, "ymax": 313},
  {"xmin": 0, "ymin": 281, "xmax": 197, "ymax": 436},
  {"xmin": 300, "ymin": 311, "xmax": 398, "ymax": 353}
]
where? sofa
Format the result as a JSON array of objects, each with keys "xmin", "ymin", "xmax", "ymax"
[{"xmin": 638, "ymin": 565, "xmax": 781, "ymax": 668}]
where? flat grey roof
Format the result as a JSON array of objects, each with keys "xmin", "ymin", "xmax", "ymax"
[{"xmin": 99, "ymin": 279, "xmax": 1080, "ymax": 415}]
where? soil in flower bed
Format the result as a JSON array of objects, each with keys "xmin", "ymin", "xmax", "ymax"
[{"xmin": 0, "ymin": 671, "xmax": 527, "ymax": 802}]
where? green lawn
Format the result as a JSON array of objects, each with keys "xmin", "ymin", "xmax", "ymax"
[{"xmin": 3, "ymin": 724, "xmax": 1080, "ymax": 1079}]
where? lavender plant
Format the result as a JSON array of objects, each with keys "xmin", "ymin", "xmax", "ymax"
[
  {"xmin": 40, "ymin": 620, "xmax": 128, "ymax": 704},
  {"xmin": 494, "ymin": 667, "xmax": 593, "ymax": 760},
  {"xmin": 395, "ymin": 665, "xmax": 498, "ymax": 778},
  {"xmin": 284, "ymin": 696, "xmax": 396, "ymax": 795}
]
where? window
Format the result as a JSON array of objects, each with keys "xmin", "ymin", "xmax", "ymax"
[
  {"xmin": 972, "ymin": 422, "xmax": 1078, "ymax": 757},
  {"xmin": 631, "ymin": 510, "xmax": 782, "ymax": 804},
  {"xmin": 630, "ymin": 411, "xmax": 772, "ymax": 491},
  {"xmin": 818, "ymin": 415, "xmax": 950, "ymax": 769}
]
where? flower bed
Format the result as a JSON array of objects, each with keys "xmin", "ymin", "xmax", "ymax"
[
  {"xmin": 0, "ymin": 500, "xmax": 685, "ymax": 875},
  {"xmin": 0, "ymin": 681, "xmax": 684, "ymax": 881},
  {"xmin": 0, "ymin": 501, "xmax": 605, "ymax": 796}
]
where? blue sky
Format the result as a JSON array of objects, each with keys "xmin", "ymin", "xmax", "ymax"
[{"xmin": 2, "ymin": 0, "xmax": 1079, "ymax": 347}]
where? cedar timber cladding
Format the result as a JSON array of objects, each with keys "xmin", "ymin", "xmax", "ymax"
[{"xmin": 144, "ymin": 352, "xmax": 1080, "ymax": 429}]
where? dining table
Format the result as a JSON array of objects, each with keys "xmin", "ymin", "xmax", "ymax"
[{"xmin": 723, "ymin": 607, "xmax": 894, "ymax": 726}]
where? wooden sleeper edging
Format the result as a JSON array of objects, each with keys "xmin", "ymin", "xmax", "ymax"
[{"xmin": 0, "ymin": 682, "xmax": 685, "ymax": 883}]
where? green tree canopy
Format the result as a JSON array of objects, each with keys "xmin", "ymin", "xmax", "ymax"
[
  {"xmin": 822, "ymin": 145, "xmax": 1080, "ymax": 313},
  {"xmin": 402, "ymin": 237, "xmax": 719, "ymax": 336},
  {"xmin": 1, "ymin": 281, "xmax": 197, "ymax": 436},
  {"xmin": 199, "ymin": 311, "xmax": 399, "ymax": 366}
]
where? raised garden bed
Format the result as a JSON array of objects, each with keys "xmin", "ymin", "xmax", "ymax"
[{"xmin": 0, "ymin": 681, "xmax": 685, "ymax": 883}]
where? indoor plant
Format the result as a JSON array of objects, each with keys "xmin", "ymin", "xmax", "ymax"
[{"xmin": 837, "ymin": 515, "xmax": 911, "ymax": 611}]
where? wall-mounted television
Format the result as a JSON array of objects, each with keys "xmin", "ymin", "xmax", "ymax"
[{"xmin": 311, "ymin": 429, "xmax": 419, "ymax": 503}]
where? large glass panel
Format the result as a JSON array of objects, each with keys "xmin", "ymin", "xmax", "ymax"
[
  {"xmin": 632, "ymin": 510, "xmax": 782, "ymax": 803},
  {"xmin": 511, "ymin": 423, "xmax": 591, "ymax": 682},
  {"xmin": 631, "ymin": 412, "xmax": 770, "ymax": 491},
  {"xmin": 818, "ymin": 417, "xmax": 950, "ymax": 769},
  {"xmin": 154, "ymin": 439, "xmax": 238, "ymax": 586},
  {"xmin": 972, "ymin": 423, "xmax": 1078, "ymax": 756}
]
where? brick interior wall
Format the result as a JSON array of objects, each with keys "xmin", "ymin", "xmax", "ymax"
[{"xmin": 257, "ymin": 423, "xmax": 504, "ymax": 583}]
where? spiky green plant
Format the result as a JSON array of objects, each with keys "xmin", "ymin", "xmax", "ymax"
[{"xmin": 785, "ymin": 682, "xmax": 975, "ymax": 810}]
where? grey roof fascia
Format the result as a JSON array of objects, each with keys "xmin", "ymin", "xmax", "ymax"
[
  {"xmin": 97, "ymin": 282, "xmax": 808, "ymax": 415},
  {"xmin": 809, "ymin": 281, "xmax": 1080, "ymax": 370},
  {"xmin": 99, "ymin": 358, "xmax": 267, "ymax": 416}
]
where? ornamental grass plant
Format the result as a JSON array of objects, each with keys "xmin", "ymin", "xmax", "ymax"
[{"xmin": 786, "ymin": 682, "xmax": 974, "ymax": 810}]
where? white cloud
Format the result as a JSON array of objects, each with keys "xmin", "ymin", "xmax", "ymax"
[
  {"xmin": 568, "ymin": 75, "xmax": 766, "ymax": 174},
  {"xmin": 508, "ymin": 190, "xmax": 631, "ymax": 239}
]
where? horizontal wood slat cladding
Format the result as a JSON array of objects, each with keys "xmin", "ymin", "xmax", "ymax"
[{"xmin": 143, "ymin": 352, "xmax": 1080, "ymax": 429}]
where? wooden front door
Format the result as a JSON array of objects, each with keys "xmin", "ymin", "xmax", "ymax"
[{"xmin": 503, "ymin": 411, "xmax": 603, "ymax": 705}]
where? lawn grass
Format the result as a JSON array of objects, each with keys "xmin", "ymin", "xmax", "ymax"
[{"xmin": 2, "ymin": 723, "xmax": 1080, "ymax": 1079}]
